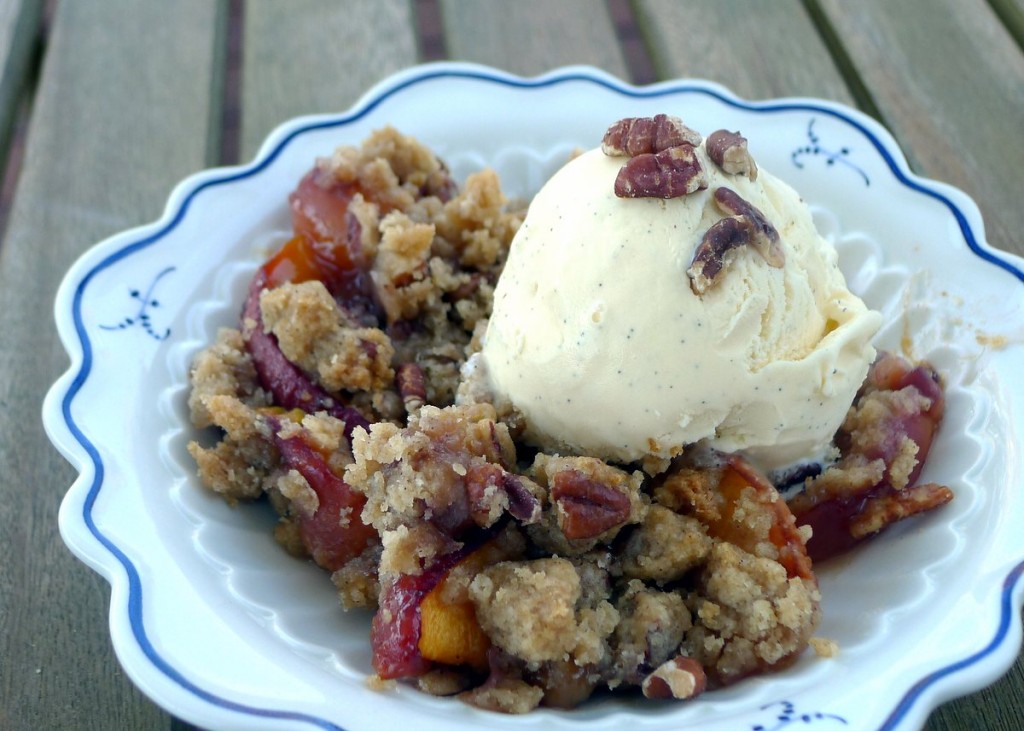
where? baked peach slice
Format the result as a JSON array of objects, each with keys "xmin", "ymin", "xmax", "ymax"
[
  {"xmin": 418, "ymin": 590, "xmax": 490, "ymax": 670},
  {"xmin": 374, "ymin": 536, "xmax": 517, "ymax": 679},
  {"xmin": 712, "ymin": 456, "xmax": 816, "ymax": 582},
  {"xmin": 656, "ymin": 454, "xmax": 815, "ymax": 583},
  {"xmin": 789, "ymin": 352, "xmax": 952, "ymax": 561}
]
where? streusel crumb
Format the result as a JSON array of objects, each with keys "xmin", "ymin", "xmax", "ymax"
[
  {"xmin": 260, "ymin": 280, "xmax": 395, "ymax": 393},
  {"xmin": 469, "ymin": 558, "xmax": 582, "ymax": 665},
  {"xmin": 810, "ymin": 636, "xmax": 840, "ymax": 658},
  {"xmin": 684, "ymin": 542, "xmax": 820, "ymax": 685}
]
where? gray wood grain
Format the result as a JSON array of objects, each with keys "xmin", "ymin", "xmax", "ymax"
[
  {"xmin": 817, "ymin": 0, "xmax": 1024, "ymax": 257},
  {"xmin": 0, "ymin": 1, "xmax": 226, "ymax": 729},
  {"xmin": 635, "ymin": 0, "xmax": 855, "ymax": 103},
  {"xmin": 928, "ymin": 666, "xmax": 1024, "ymax": 731},
  {"xmin": 439, "ymin": 0, "xmax": 628, "ymax": 77},
  {"xmin": 240, "ymin": 0, "xmax": 419, "ymax": 161}
]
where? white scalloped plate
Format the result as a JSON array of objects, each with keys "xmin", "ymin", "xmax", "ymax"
[{"xmin": 43, "ymin": 63, "xmax": 1024, "ymax": 731}]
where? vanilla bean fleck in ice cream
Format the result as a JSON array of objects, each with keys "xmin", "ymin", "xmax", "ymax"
[{"xmin": 481, "ymin": 115, "xmax": 882, "ymax": 472}]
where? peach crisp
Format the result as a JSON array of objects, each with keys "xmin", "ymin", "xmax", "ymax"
[{"xmin": 187, "ymin": 121, "xmax": 950, "ymax": 713}]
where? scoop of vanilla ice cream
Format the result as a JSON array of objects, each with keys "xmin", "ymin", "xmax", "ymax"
[{"xmin": 481, "ymin": 142, "xmax": 881, "ymax": 472}]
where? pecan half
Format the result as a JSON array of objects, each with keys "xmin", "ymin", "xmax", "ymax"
[
  {"xmin": 706, "ymin": 129, "xmax": 758, "ymax": 180},
  {"xmin": 614, "ymin": 145, "xmax": 708, "ymax": 199},
  {"xmin": 550, "ymin": 469, "xmax": 631, "ymax": 540},
  {"xmin": 687, "ymin": 216, "xmax": 750, "ymax": 294},
  {"xmin": 502, "ymin": 473, "xmax": 544, "ymax": 523},
  {"xmin": 641, "ymin": 656, "xmax": 707, "ymax": 700},
  {"xmin": 602, "ymin": 114, "xmax": 703, "ymax": 156},
  {"xmin": 395, "ymin": 362, "xmax": 427, "ymax": 414},
  {"xmin": 465, "ymin": 463, "xmax": 543, "ymax": 527},
  {"xmin": 713, "ymin": 187, "xmax": 783, "ymax": 267},
  {"xmin": 687, "ymin": 187, "xmax": 784, "ymax": 295}
]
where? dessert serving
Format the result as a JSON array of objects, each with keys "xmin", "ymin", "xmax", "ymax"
[{"xmin": 186, "ymin": 116, "xmax": 952, "ymax": 713}]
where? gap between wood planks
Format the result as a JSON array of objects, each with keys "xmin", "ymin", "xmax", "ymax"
[
  {"xmin": 217, "ymin": 0, "xmax": 243, "ymax": 167},
  {"xmin": 0, "ymin": 0, "xmax": 54, "ymax": 249},
  {"xmin": 799, "ymin": 0, "xmax": 884, "ymax": 122},
  {"xmin": 607, "ymin": 0, "xmax": 658, "ymax": 84}
]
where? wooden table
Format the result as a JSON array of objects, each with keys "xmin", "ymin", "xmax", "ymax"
[{"xmin": 2, "ymin": 1, "xmax": 1022, "ymax": 728}]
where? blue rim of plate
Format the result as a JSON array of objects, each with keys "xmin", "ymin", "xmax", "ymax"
[{"xmin": 56, "ymin": 63, "xmax": 1024, "ymax": 730}]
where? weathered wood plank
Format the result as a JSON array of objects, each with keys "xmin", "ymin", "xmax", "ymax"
[
  {"xmin": 0, "ymin": 1, "xmax": 227, "ymax": 729},
  {"xmin": 439, "ymin": 0, "xmax": 628, "ymax": 77},
  {"xmin": 634, "ymin": 0, "xmax": 855, "ymax": 103},
  {"xmin": 817, "ymin": 0, "xmax": 1024, "ymax": 257},
  {"xmin": 928, "ymin": 665, "xmax": 1024, "ymax": 731},
  {"xmin": 240, "ymin": 0, "xmax": 419, "ymax": 161},
  {"xmin": 0, "ymin": 0, "xmax": 44, "ymax": 173}
]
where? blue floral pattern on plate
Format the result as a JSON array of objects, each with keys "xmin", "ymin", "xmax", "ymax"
[
  {"xmin": 791, "ymin": 118, "xmax": 870, "ymax": 187},
  {"xmin": 752, "ymin": 701, "xmax": 847, "ymax": 730},
  {"xmin": 99, "ymin": 266, "xmax": 175, "ymax": 340}
]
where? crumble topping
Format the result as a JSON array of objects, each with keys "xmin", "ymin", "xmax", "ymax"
[
  {"xmin": 469, "ymin": 558, "xmax": 583, "ymax": 665},
  {"xmin": 260, "ymin": 280, "xmax": 396, "ymax": 393},
  {"xmin": 185, "ymin": 121, "xmax": 950, "ymax": 713}
]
